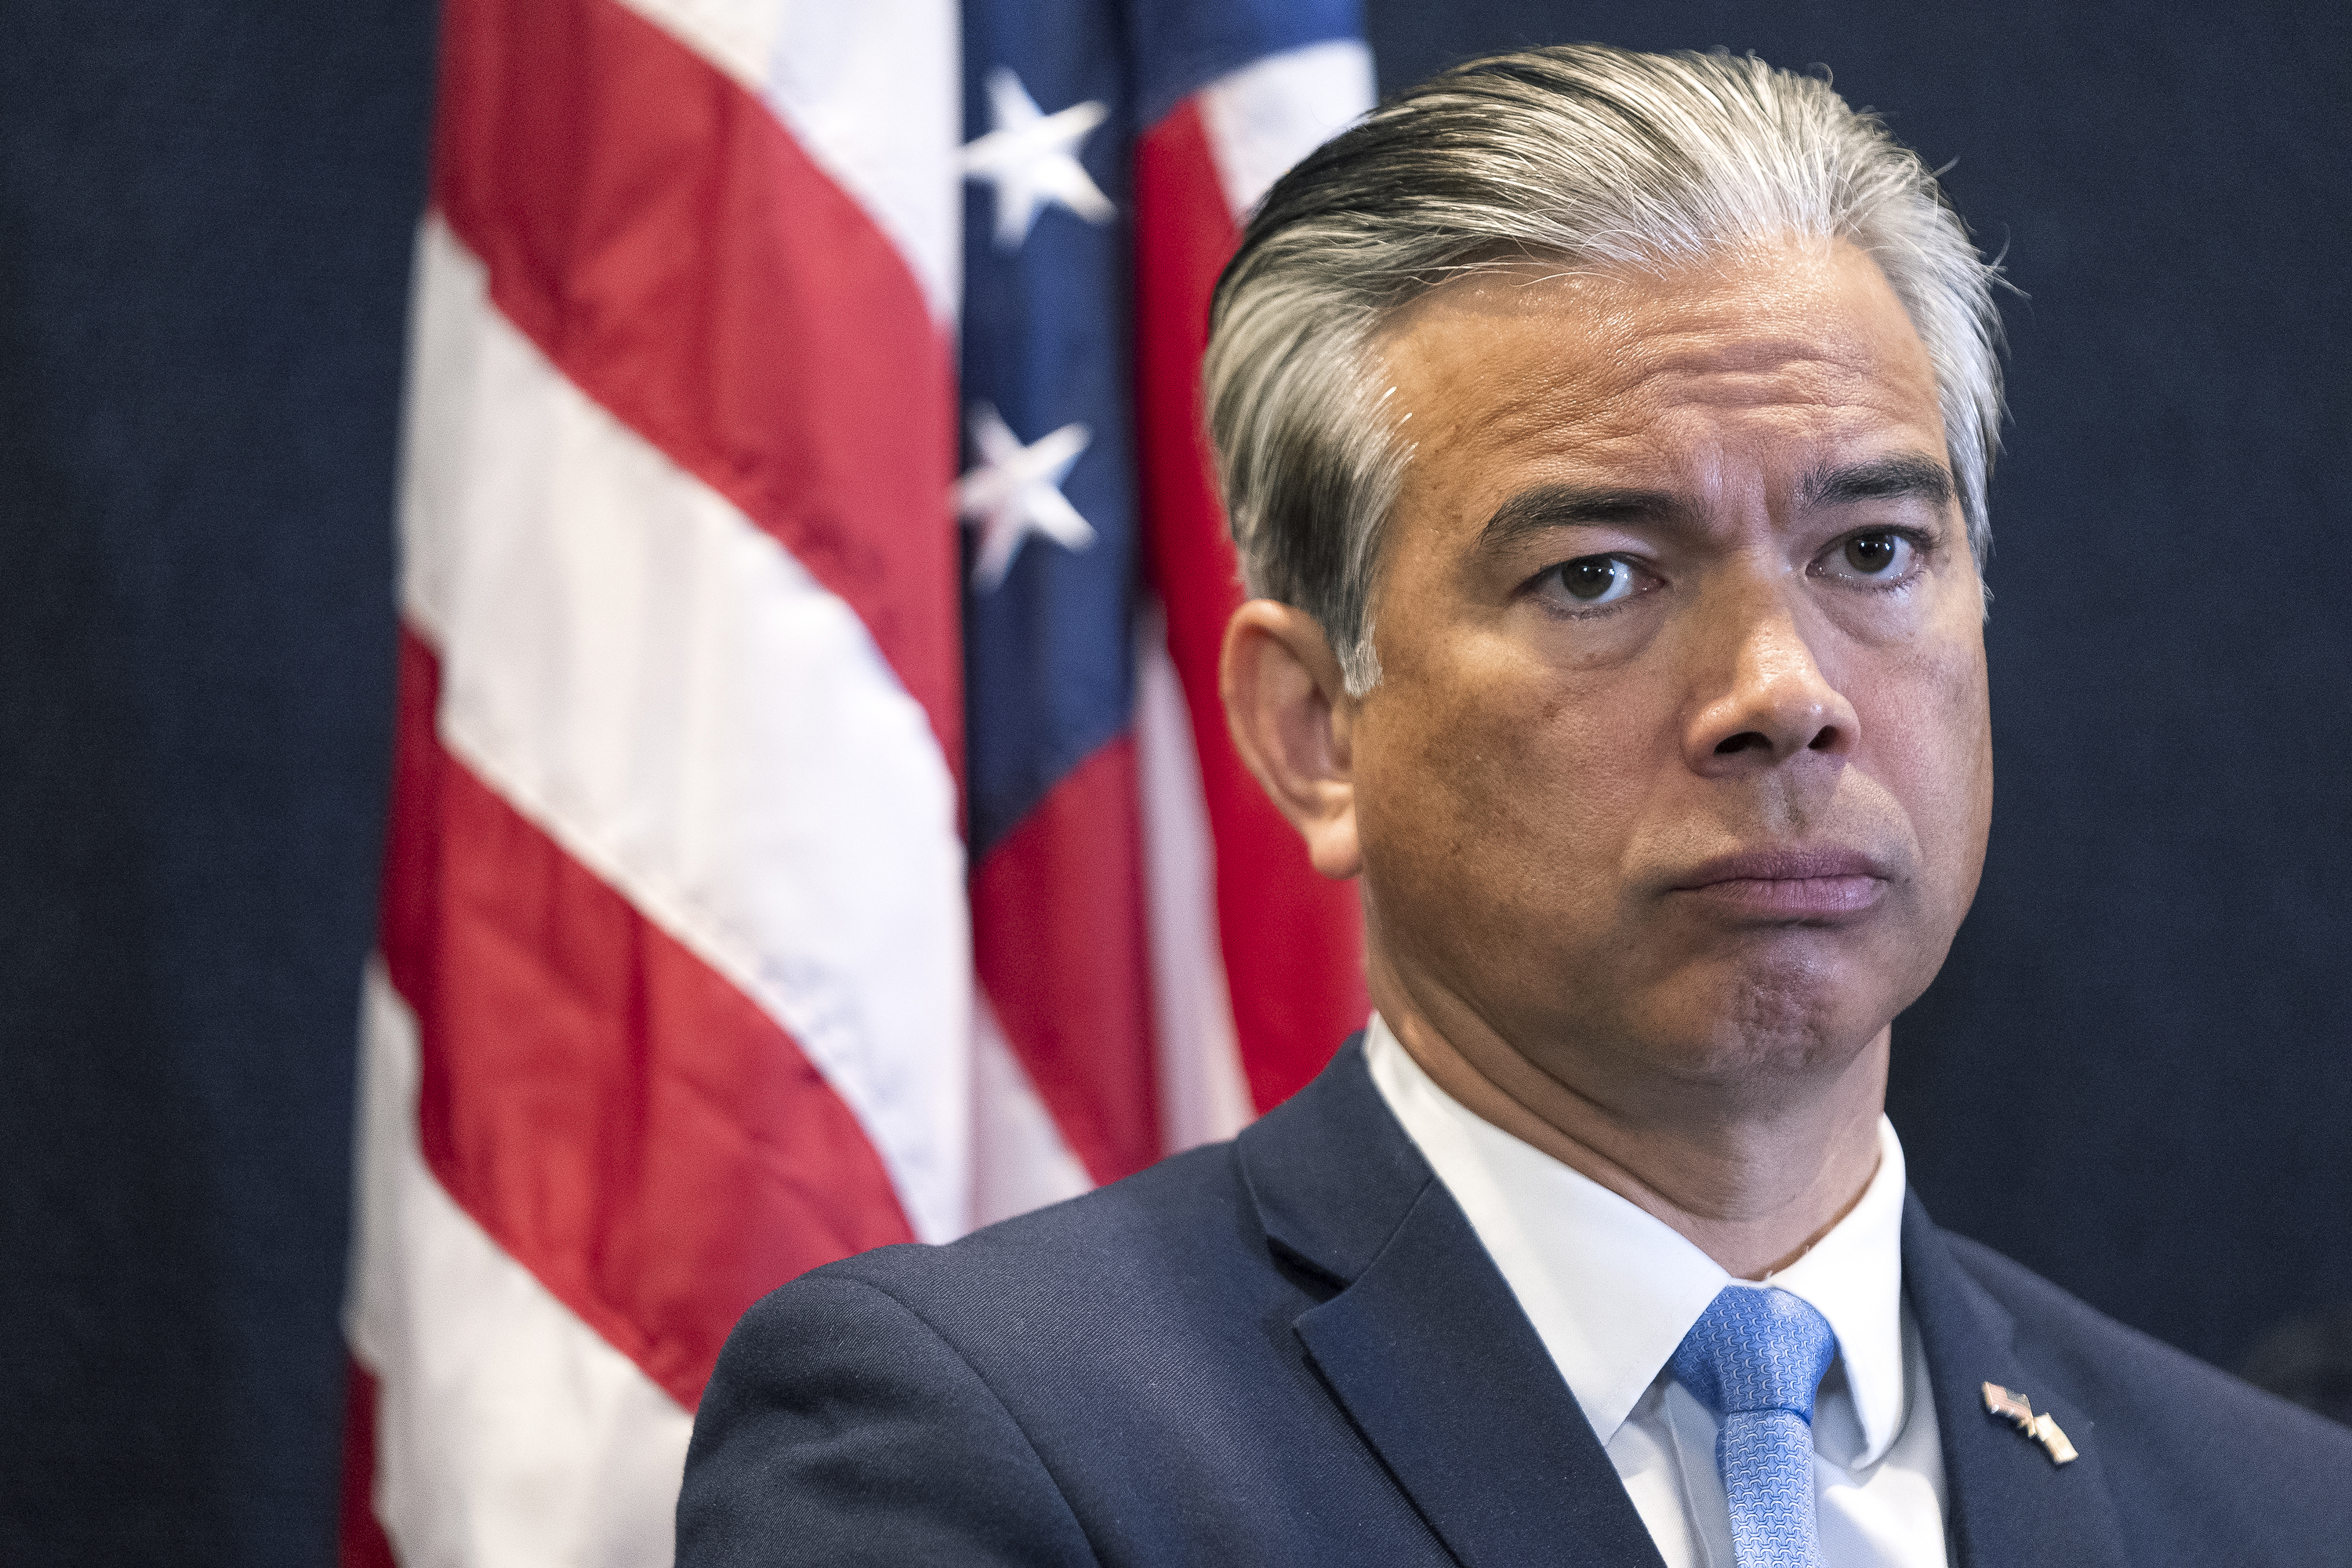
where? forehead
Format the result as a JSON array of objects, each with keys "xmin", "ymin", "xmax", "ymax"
[{"xmin": 1374, "ymin": 241, "xmax": 1945, "ymax": 516}]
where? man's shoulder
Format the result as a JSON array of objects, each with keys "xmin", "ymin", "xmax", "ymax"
[
  {"xmin": 681, "ymin": 1144, "xmax": 1273, "ymax": 1568},
  {"xmin": 1928, "ymin": 1221, "xmax": 2352, "ymax": 1537},
  {"xmin": 690, "ymin": 1127, "xmax": 1451, "ymax": 1566}
]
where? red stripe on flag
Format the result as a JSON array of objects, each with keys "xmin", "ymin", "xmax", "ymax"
[
  {"xmin": 337, "ymin": 1357, "xmax": 396, "ymax": 1568},
  {"xmin": 1134, "ymin": 97, "xmax": 1368, "ymax": 1110},
  {"xmin": 430, "ymin": 0, "xmax": 961, "ymax": 775},
  {"xmin": 379, "ymin": 628, "xmax": 916, "ymax": 1408},
  {"xmin": 974, "ymin": 738, "xmax": 1160, "ymax": 1185}
]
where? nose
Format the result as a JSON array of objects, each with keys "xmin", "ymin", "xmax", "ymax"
[{"xmin": 1683, "ymin": 588, "xmax": 1857, "ymax": 774}]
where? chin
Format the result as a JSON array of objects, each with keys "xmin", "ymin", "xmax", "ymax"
[{"xmin": 1633, "ymin": 959, "xmax": 1897, "ymax": 1085}]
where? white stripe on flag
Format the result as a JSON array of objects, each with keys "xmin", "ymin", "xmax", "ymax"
[
  {"xmin": 971, "ymin": 993, "xmax": 1095, "ymax": 1228},
  {"xmin": 1137, "ymin": 603, "xmax": 1258, "ymax": 1152},
  {"xmin": 398, "ymin": 215, "xmax": 974, "ymax": 1243},
  {"xmin": 347, "ymin": 961, "xmax": 693, "ymax": 1568},
  {"xmin": 609, "ymin": 0, "xmax": 961, "ymax": 323},
  {"xmin": 1197, "ymin": 38, "xmax": 1375, "ymax": 221}
]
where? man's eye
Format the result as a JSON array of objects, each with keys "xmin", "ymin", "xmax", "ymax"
[
  {"xmin": 1548, "ymin": 554, "xmax": 1639, "ymax": 607},
  {"xmin": 1824, "ymin": 531, "xmax": 1917, "ymax": 581}
]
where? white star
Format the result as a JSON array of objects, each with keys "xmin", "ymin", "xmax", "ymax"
[
  {"xmin": 956, "ymin": 403, "xmax": 1098, "ymax": 590},
  {"xmin": 960, "ymin": 67, "xmax": 1115, "ymax": 249}
]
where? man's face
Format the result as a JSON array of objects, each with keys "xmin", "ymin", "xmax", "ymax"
[{"xmin": 1348, "ymin": 241, "xmax": 1991, "ymax": 1089}]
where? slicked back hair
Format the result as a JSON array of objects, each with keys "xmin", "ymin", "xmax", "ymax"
[{"xmin": 1204, "ymin": 44, "xmax": 2005, "ymax": 694}]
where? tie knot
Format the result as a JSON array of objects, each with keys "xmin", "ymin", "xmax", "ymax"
[{"xmin": 1670, "ymin": 1286, "xmax": 1838, "ymax": 1423}]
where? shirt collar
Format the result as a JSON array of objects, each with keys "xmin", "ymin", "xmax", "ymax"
[{"xmin": 1363, "ymin": 1013, "xmax": 1911, "ymax": 1465}]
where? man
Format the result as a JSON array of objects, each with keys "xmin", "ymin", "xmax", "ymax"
[{"xmin": 679, "ymin": 45, "xmax": 2352, "ymax": 1566}]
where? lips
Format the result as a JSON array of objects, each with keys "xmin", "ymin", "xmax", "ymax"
[{"xmin": 1668, "ymin": 848, "xmax": 1891, "ymax": 918}]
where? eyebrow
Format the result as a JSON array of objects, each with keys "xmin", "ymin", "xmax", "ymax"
[
  {"xmin": 1473, "ymin": 484, "xmax": 1693, "ymax": 556},
  {"xmin": 1798, "ymin": 454, "xmax": 1955, "ymax": 510}
]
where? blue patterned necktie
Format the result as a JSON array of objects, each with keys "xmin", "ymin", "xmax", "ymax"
[{"xmin": 1669, "ymin": 1285, "xmax": 1839, "ymax": 1568}]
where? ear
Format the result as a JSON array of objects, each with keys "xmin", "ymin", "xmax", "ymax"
[{"xmin": 1219, "ymin": 601, "xmax": 1363, "ymax": 880}]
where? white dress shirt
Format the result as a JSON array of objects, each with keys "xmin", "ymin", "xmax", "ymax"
[{"xmin": 1363, "ymin": 1014, "xmax": 1950, "ymax": 1568}]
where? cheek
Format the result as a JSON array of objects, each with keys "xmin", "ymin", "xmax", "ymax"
[
  {"xmin": 1862, "ymin": 627, "xmax": 1991, "ymax": 889},
  {"xmin": 1359, "ymin": 655, "xmax": 1661, "ymax": 920}
]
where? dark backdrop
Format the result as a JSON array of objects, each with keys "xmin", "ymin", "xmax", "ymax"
[
  {"xmin": 2, "ymin": 2, "xmax": 2344, "ymax": 1563},
  {"xmin": 0, "ymin": 2, "xmax": 434, "ymax": 1563}
]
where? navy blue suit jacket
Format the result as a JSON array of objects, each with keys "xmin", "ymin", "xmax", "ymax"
[{"xmin": 679, "ymin": 1039, "xmax": 2352, "ymax": 1564}]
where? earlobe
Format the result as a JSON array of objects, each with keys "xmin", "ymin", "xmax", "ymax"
[{"xmin": 1218, "ymin": 601, "xmax": 1363, "ymax": 880}]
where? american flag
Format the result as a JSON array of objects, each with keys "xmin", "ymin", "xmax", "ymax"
[{"xmin": 340, "ymin": 0, "xmax": 1370, "ymax": 1558}]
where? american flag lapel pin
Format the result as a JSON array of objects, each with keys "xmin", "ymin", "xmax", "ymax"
[{"xmin": 1982, "ymin": 1381, "xmax": 2079, "ymax": 1465}]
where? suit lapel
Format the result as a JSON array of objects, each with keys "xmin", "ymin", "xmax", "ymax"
[
  {"xmin": 1903, "ymin": 1198, "xmax": 2131, "ymax": 1568},
  {"xmin": 1239, "ymin": 1040, "xmax": 1664, "ymax": 1568}
]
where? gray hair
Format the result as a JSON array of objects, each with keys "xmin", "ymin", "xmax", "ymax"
[{"xmin": 1204, "ymin": 44, "xmax": 2005, "ymax": 694}]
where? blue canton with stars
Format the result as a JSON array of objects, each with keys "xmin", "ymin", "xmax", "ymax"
[{"xmin": 958, "ymin": 0, "xmax": 1359, "ymax": 858}]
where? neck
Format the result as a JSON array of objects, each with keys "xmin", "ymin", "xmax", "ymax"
[{"xmin": 1370, "ymin": 960, "xmax": 1889, "ymax": 1280}]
